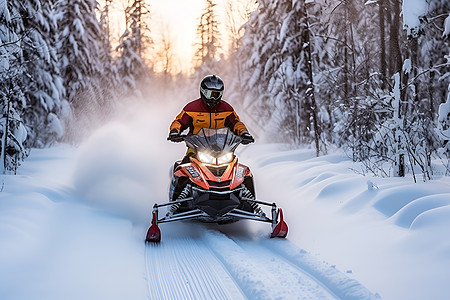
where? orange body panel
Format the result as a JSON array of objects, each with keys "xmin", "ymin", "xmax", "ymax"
[{"xmin": 174, "ymin": 157, "xmax": 250, "ymax": 190}]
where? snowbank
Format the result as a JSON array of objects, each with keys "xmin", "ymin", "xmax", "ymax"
[{"xmin": 241, "ymin": 145, "xmax": 450, "ymax": 300}]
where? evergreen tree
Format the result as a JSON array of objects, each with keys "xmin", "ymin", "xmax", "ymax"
[
  {"xmin": 98, "ymin": 0, "xmax": 120, "ymax": 112},
  {"xmin": 221, "ymin": 0, "xmax": 255, "ymax": 115},
  {"xmin": 412, "ymin": 0, "xmax": 449, "ymax": 118},
  {"xmin": 317, "ymin": 0, "xmax": 383, "ymax": 159},
  {"xmin": 124, "ymin": 0, "xmax": 152, "ymax": 58},
  {"xmin": 436, "ymin": 84, "xmax": 450, "ymax": 174},
  {"xmin": 55, "ymin": 0, "xmax": 105, "ymax": 132},
  {"xmin": 275, "ymin": 0, "xmax": 320, "ymax": 154},
  {"xmin": 240, "ymin": 0, "xmax": 321, "ymax": 154},
  {"xmin": 194, "ymin": 0, "xmax": 221, "ymax": 75},
  {"xmin": 0, "ymin": 0, "xmax": 28, "ymax": 173},
  {"xmin": 195, "ymin": 0, "xmax": 221, "ymax": 65},
  {"xmin": 21, "ymin": 0, "xmax": 69, "ymax": 148},
  {"xmin": 240, "ymin": 0, "xmax": 281, "ymax": 132},
  {"xmin": 116, "ymin": 0, "xmax": 151, "ymax": 97}
]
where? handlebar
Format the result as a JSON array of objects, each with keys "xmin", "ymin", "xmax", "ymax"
[
  {"xmin": 167, "ymin": 134, "xmax": 188, "ymax": 142},
  {"xmin": 167, "ymin": 129, "xmax": 250, "ymax": 147}
]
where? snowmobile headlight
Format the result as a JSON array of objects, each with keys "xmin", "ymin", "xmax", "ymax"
[
  {"xmin": 198, "ymin": 152, "xmax": 216, "ymax": 164},
  {"xmin": 217, "ymin": 152, "xmax": 234, "ymax": 165}
]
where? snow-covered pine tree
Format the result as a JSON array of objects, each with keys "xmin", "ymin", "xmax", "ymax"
[
  {"xmin": 436, "ymin": 84, "xmax": 450, "ymax": 174},
  {"xmin": 239, "ymin": 0, "xmax": 282, "ymax": 133},
  {"xmin": 239, "ymin": 0, "xmax": 321, "ymax": 152},
  {"xmin": 184, "ymin": 0, "xmax": 223, "ymax": 100},
  {"xmin": 379, "ymin": 0, "xmax": 449, "ymax": 180},
  {"xmin": 318, "ymin": 0, "xmax": 383, "ymax": 160},
  {"xmin": 264, "ymin": 0, "xmax": 321, "ymax": 154},
  {"xmin": 433, "ymin": 11, "xmax": 450, "ymax": 175},
  {"xmin": 100, "ymin": 0, "xmax": 113, "ymax": 46},
  {"xmin": 221, "ymin": 0, "xmax": 255, "ymax": 114},
  {"xmin": 194, "ymin": 0, "xmax": 221, "ymax": 69},
  {"xmin": 237, "ymin": 0, "xmax": 448, "ymax": 180},
  {"xmin": 125, "ymin": 0, "xmax": 152, "ymax": 58},
  {"xmin": 406, "ymin": 0, "xmax": 449, "ymax": 120},
  {"xmin": 55, "ymin": 0, "xmax": 107, "ymax": 137},
  {"xmin": 20, "ymin": 0, "xmax": 69, "ymax": 148},
  {"xmin": 116, "ymin": 30, "xmax": 146, "ymax": 98},
  {"xmin": 269, "ymin": 0, "xmax": 303, "ymax": 144},
  {"xmin": 288, "ymin": 0, "xmax": 330, "ymax": 148},
  {"xmin": 97, "ymin": 0, "xmax": 119, "ymax": 115},
  {"xmin": 0, "ymin": 0, "xmax": 28, "ymax": 173},
  {"xmin": 116, "ymin": 0, "xmax": 151, "ymax": 98},
  {"xmin": 369, "ymin": 69, "xmax": 435, "ymax": 181}
]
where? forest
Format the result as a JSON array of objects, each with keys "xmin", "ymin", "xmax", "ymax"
[{"xmin": 0, "ymin": 0, "xmax": 449, "ymax": 181}]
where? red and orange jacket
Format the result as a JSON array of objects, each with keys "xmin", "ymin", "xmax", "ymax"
[{"xmin": 170, "ymin": 98, "xmax": 248, "ymax": 135}]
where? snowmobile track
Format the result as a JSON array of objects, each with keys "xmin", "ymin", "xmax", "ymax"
[
  {"xmin": 202, "ymin": 230, "xmax": 338, "ymax": 300},
  {"xmin": 145, "ymin": 236, "xmax": 245, "ymax": 300},
  {"xmin": 143, "ymin": 223, "xmax": 380, "ymax": 300},
  {"xmin": 231, "ymin": 238, "xmax": 338, "ymax": 299}
]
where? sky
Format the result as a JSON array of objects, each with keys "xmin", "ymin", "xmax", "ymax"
[
  {"xmin": 108, "ymin": 0, "xmax": 254, "ymax": 74},
  {"xmin": 149, "ymin": 0, "xmax": 206, "ymax": 73}
]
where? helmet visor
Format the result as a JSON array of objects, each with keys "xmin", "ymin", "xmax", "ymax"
[{"xmin": 201, "ymin": 87, "xmax": 223, "ymax": 100}]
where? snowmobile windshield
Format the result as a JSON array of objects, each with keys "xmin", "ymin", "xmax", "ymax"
[{"xmin": 184, "ymin": 128, "xmax": 242, "ymax": 156}]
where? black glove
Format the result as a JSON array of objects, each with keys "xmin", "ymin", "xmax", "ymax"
[
  {"xmin": 168, "ymin": 130, "xmax": 183, "ymax": 143},
  {"xmin": 241, "ymin": 131, "xmax": 254, "ymax": 145}
]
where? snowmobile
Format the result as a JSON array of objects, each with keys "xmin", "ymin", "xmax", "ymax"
[{"xmin": 145, "ymin": 127, "xmax": 288, "ymax": 243}]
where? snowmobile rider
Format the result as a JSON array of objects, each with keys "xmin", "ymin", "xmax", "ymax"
[{"xmin": 168, "ymin": 75, "xmax": 254, "ymax": 150}]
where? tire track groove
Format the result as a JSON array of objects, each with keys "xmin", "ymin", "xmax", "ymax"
[
  {"xmin": 260, "ymin": 239, "xmax": 381, "ymax": 300},
  {"xmin": 203, "ymin": 230, "xmax": 337, "ymax": 300},
  {"xmin": 145, "ymin": 236, "xmax": 245, "ymax": 300}
]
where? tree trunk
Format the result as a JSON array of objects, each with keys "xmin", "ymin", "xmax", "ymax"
[
  {"xmin": 1, "ymin": 81, "xmax": 12, "ymax": 174},
  {"xmin": 302, "ymin": 1, "xmax": 320, "ymax": 157},
  {"xmin": 388, "ymin": 0, "xmax": 405, "ymax": 176},
  {"xmin": 379, "ymin": 0, "xmax": 387, "ymax": 89},
  {"xmin": 388, "ymin": 0, "xmax": 403, "ymax": 76}
]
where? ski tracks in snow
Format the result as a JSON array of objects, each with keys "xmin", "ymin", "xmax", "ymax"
[
  {"xmin": 202, "ymin": 230, "xmax": 337, "ymax": 300},
  {"xmin": 144, "ymin": 223, "xmax": 379, "ymax": 300},
  {"xmin": 145, "ymin": 235, "xmax": 244, "ymax": 300}
]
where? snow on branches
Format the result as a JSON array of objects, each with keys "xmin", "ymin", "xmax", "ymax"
[
  {"xmin": 402, "ymin": 0, "xmax": 428, "ymax": 37},
  {"xmin": 436, "ymin": 84, "xmax": 450, "ymax": 174}
]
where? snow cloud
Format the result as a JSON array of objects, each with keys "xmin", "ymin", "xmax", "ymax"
[{"xmin": 72, "ymin": 101, "xmax": 182, "ymax": 224}]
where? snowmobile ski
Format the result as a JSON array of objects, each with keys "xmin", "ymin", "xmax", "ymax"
[
  {"xmin": 270, "ymin": 208, "xmax": 288, "ymax": 238},
  {"xmin": 145, "ymin": 211, "xmax": 161, "ymax": 243}
]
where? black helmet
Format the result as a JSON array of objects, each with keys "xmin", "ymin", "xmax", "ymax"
[{"xmin": 200, "ymin": 75, "xmax": 224, "ymax": 108}]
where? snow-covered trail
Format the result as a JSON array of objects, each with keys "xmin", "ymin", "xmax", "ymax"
[
  {"xmin": 145, "ymin": 226, "xmax": 246, "ymax": 300},
  {"xmin": 0, "ymin": 105, "xmax": 384, "ymax": 300},
  {"xmin": 144, "ymin": 222, "xmax": 377, "ymax": 300},
  {"xmin": 0, "ymin": 140, "xmax": 381, "ymax": 300}
]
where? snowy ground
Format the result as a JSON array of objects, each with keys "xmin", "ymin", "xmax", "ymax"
[
  {"xmin": 241, "ymin": 145, "xmax": 450, "ymax": 300},
  {"xmin": 1, "ymin": 105, "xmax": 450, "ymax": 300}
]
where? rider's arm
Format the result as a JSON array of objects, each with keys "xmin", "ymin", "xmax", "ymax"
[
  {"xmin": 225, "ymin": 110, "xmax": 248, "ymax": 136},
  {"xmin": 170, "ymin": 109, "xmax": 192, "ymax": 133}
]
